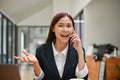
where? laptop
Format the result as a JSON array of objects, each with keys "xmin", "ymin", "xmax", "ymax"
[{"xmin": 0, "ymin": 64, "xmax": 21, "ymax": 80}]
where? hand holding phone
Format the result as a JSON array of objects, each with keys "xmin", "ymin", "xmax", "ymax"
[{"xmin": 69, "ymin": 30, "xmax": 82, "ymax": 50}]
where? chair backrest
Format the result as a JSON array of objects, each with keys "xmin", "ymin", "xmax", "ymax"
[{"xmin": 0, "ymin": 64, "xmax": 21, "ymax": 80}]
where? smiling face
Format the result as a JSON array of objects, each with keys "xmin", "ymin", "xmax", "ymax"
[{"xmin": 52, "ymin": 16, "xmax": 74, "ymax": 44}]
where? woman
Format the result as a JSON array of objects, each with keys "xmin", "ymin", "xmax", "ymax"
[{"xmin": 15, "ymin": 12, "xmax": 88, "ymax": 80}]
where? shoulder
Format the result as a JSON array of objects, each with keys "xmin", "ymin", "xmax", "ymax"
[
  {"xmin": 35, "ymin": 43, "xmax": 52, "ymax": 57},
  {"xmin": 36, "ymin": 43, "xmax": 52, "ymax": 55}
]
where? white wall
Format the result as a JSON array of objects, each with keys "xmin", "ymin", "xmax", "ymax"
[
  {"xmin": 18, "ymin": 0, "xmax": 91, "ymax": 25},
  {"xmin": 18, "ymin": 4, "xmax": 53, "ymax": 26},
  {"xmin": 71, "ymin": 0, "xmax": 91, "ymax": 17},
  {"xmin": 84, "ymin": 0, "xmax": 120, "ymax": 49},
  {"xmin": 52, "ymin": 0, "xmax": 91, "ymax": 17},
  {"xmin": 52, "ymin": 0, "xmax": 72, "ymax": 16}
]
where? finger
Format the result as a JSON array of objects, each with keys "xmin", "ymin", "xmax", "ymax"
[
  {"xmin": 26, "ymin": 56, "xmax": 31, "ymax": 62},
  {"xmin": 71, "ymin": 35, "xmax": 76, "ymax": 41},
  {"xmin": 14, "ymin": 56, "xmax": 24, "ymax": 62},
  {"xmin": 22, "ymin": 50, "xmax": 29, "ymax": 56},
  {"xmin": 23, "ymin": 57, "xmax": 29, "ymax": 62},
  {"xmin": 27, "ymin": 56, "xmax": 33, "ymax": 61},
  {"xmin": 14, "ymin": 56, "xmax": 21, "ymax": 59},
  {"xmin": 70, "ymin": 33, "xmax": 75, "ymax": 40},
  {"xmin": 72, "ymin": 30, "xmax": 77, "ymax": 34},
  {"xmin": 70, "ymin": 30, "xmax": 77, "ymax": 38},
  {"xmin": 70, "ymin": 34, "xmax": 76, "ymax": 42}
]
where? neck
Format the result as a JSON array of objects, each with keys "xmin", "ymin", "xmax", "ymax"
[{"xmin": 54, "ymin": 41, "xmax": 68, "ymax": 52}]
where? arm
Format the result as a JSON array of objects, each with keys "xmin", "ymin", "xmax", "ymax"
[
  {"xmin": 75, "ymin": 49, "xmax": 88, "ymax": 79},
  {"xmin": 77, "ymin": 48, "xmax": 85, "ymax": 71},
  {"xmin": 70, "ymin": 31, "xmax": 88, "ymax": 79},
  {"xmin": 14, "ymin": 50, "xmax": 42, "ymax": 77},
  {"xmin": 33, "ymin": 59, "xmax": 41, "ymax": 76},
  {"xmin": 75, "ymin": 44, "xmax": 88, "ymax": 79},
  {"xmin": 70, "ymin": 31, "xmax": 85, "ymax": 70}
]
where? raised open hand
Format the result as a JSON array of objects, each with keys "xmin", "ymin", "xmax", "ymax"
[{"xmin": 14, "ymin": 50, "xmax": 38, "ymax": 64}]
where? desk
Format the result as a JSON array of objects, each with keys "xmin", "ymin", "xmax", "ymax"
[
  {"xmin": 86, "ymin": 55, "xmax": 120, "ymax": 80},
  {"xmin": 103, "ymin": 57, "xmax": 120, "ymax": 80},
  {"xmin": 86, "ymin": 56, "xmax": 100, "ymax": 80}
]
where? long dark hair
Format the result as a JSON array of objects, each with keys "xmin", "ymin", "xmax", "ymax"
[{"xmin": 45, "ymin": 12, "xmax": 75, "ymax": 44}]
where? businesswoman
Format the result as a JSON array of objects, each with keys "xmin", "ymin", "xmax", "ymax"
[{"xmin": 14, "ymin": 12, "xmax": 88, "ymax": 80}]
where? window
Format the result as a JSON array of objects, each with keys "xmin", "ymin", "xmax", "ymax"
[
  {"xmin": 74, "ymin": 10, "xmax": 84, "ymax": 47},
  {"xmin": 18, "ymin": 26, "xmax": 49, "ymax": 56},
  {"xmin": 0, "ymin": 12, "xmax": 17, "ymax": 64}
]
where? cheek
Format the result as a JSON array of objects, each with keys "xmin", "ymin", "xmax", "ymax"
[
  {"xmin": 54, "ymin": 30, "xmax": 59, "ymax": 37},
  {"xmin": 69, "ymin": 28, "xmax": 74, "ymax": 33}
]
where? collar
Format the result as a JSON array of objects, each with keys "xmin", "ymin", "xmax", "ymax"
[{"xmin": 52, "ymin": 42, "xmax": 68, "ymax": 57}]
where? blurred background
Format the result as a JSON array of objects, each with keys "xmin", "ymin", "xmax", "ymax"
[{"xmin": 0, "ymin": 0, "xmax": 120, "ymax": 80}]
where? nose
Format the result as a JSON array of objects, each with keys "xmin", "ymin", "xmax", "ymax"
[{"xmin": 63, "ymin": 26, "xmax": 68, "ymax": 31}]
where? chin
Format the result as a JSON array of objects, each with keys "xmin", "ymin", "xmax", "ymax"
[{"xmin": 62, "ymin": 40, "xmax": 69, "ymax": 44}]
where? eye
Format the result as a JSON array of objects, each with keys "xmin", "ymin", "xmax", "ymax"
[
  {"xmin": 67, "ymin": 24, "xmax": 72, "ymax": 28},
  {"xmin": 58, "ymin": 24, "xmax": 63, "ymax": 27}
]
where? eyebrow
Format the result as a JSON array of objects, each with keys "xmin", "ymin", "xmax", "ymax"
[{"xmin": 58, "ymin": 22, "xmax": 72, "ymax": 25}]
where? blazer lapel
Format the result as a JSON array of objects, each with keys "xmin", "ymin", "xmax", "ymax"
[
  {"xmin": 44, "ymin": 43, "xmax": 61, "ymax": 78},
  {"xmin": 62, "ymin": 44, "xmax": 77, "ymax": 78}
]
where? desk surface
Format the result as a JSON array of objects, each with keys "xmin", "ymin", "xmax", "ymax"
[{"xmin": 86, "ymin": 55, "xmax": 120, "ymax": 80}]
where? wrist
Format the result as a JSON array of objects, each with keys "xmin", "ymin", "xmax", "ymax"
[
  {"xmin": 77, "ymin": 48, "xmax": 83, "ymax": 53},
  {"xmin": 33, "ymin": 60, "xmax": 39, "ymax": 65}
]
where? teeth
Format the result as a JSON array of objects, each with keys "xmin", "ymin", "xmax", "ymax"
[{"xmin": 61, "ymin": 35, "xmax": 68, "ymax": 37}]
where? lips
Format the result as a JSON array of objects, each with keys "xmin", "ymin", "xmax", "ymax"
[{"xmin": 60, "ymin": 34, "xmax": 69, "ymax": 37}]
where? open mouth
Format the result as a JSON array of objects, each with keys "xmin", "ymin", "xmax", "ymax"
[
  {"xmin": 60, "ymin": 34, "xmax": 69, "ymax": 38},
  {"xmin": 61, "ymin": 34, "xmax": 69, "ymax": 39}
]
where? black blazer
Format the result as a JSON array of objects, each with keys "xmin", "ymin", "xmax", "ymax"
[{"xmin": 36, "ymin": 42, "xmax": 88, "ymax": 80}]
